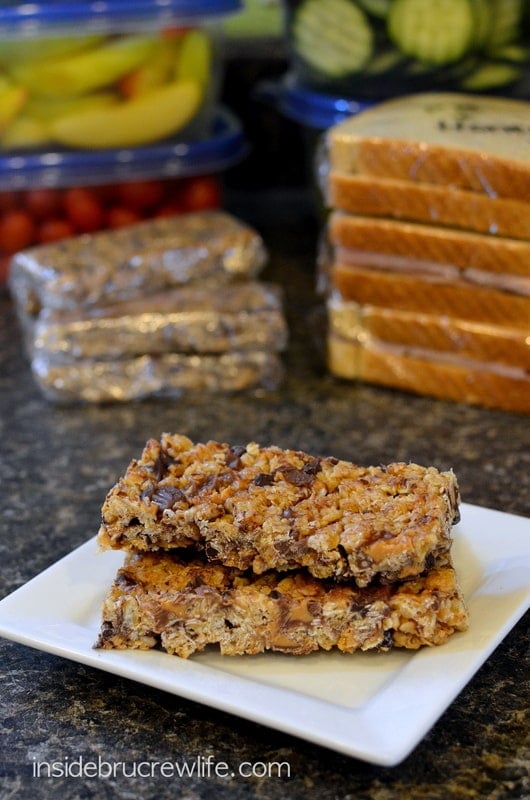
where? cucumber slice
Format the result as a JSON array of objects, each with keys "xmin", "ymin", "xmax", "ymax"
[
  {"xmin": 486, "ymin": 0, "xmax": 524, "ymax": 50},
  {"xmin": 460, "ymin": 60, "xmax": 521, "ymax": 90},
  {"xmin": 356, "ymin": 0, "xmax": 392, "ymax": 18},
  {"xmin": 471, "ymin": 0, "xmax": 493, "ymax": 49},
  {"xmin": 292, "ymin": 0, "xmax": 374, "ymax": 78},
  {"xmin": 387, "ymin": 0, "xmax": 476, "ymax": 65}
]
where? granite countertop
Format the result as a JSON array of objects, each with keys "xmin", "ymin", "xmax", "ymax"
[{"xmin": 0, "ymin": 189, "xmax": 528, "ymax": 800}]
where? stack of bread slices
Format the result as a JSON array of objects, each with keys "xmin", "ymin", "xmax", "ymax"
[
  {"xmin": 95, "ymin": 433, "xmax": 468, "ymax": 658},
  {"xmin": 323, "ymin": 92, "xmax": 530, "ymax": 414}
]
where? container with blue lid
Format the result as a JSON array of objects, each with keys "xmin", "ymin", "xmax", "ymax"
[
  {"xmin": 0, "ymin": 107, "xmax": 248, "ymax": 281},
  {"xmin": 0, "ymin": 0, "xmax": 242, "ymax": 153}
]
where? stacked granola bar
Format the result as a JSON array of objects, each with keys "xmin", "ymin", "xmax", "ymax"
[
  {"xmin": 95, "ymin": 433, "xmax": 468, "ymax": 658},
  {"xmin": 9, "ymin": 211, "xmax": 287, "ymax": 402}
]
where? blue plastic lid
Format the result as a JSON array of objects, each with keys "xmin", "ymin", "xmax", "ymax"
[
  {"xmin": 0, "ymin": 106, "xmax": 248, "ymax": 190},
  {"xmin": 0, "ymin": 0, "xmax": 241, "ymax": 37},
  {"xmin": 261, "ymin": 75, "xmax": 375, "ymax": 131}
]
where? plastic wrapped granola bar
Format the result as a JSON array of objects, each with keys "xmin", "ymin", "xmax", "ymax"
[
  {"xmin": 31, "ymin": 350, "xmax": 284, "ymax": 404},
  {"xmin": 31, "ymin": 282, "xmax": 287, "ymax": 364},
  {"xmin": 9, "ymin": 211, "xmax": 268, "ymax": 316}
]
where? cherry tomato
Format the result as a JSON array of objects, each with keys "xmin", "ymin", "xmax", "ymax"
[
  {"xmin": 116, "ymin": 179, "xmax": 165, "ymax": 212},
  {"xmin": 0, "ymin": 254, "xmax": 10, "ymax": 285},
  {"xmin": 0, "ymin": 210, "xmax": 36, "ymax": 254},
  {"xmin": 38, "ymin": 218, "xmax": 76, "ymax": 244},
  {"xmin": 63, "ymin": 187, "xmax": 104, "ymax": 233},
  {"xmin": 24, "ymin": 188, "xmax": 61, "ymax": 220},
  {"xmin": 106, "ymin": 206, "xmax": 142, "ymax": 229},
  {"xmin": 154, "ymin": 202, "xmax": 185, "ymax": 218},
  {"xmin": 179, "ymin": 175, "xmax": 222, "ymax": 213},
  {"xmin": 0, "ymin": 191, "xmax": 20, "ymax": 215}
]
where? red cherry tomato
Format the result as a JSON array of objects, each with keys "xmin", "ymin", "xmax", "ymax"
[
  {"xmin": 154, "ymin": 202, "xmax": 185, "ymax": 218},
  {"xmin": 0, "ymin": 210, "xmax": 36, "ymax": 254},
  {"xmin": 63, "ymin": 187, "xmax": 104, "ymax": 233},
  {"xmin": 24, "ymin": 188, "xmax": 61, "ymax": 220},
  {"xmin": 116, "ymin": 179, "xmax": 165, "ymax": 212},
  {"xmin": 179, "ymin": 176, "xmax": 222, "ymax": 213},
  {"xmin": 0, "ymin": 190, "xmax": 20, "ymax": 215},
  {"xmin": 0, "ymin": 254, "xmax": 10, "ymax": 285},
  {"xmin": 38, "ymin": 218, "xmax": 76, "ymax": 244},
  {"xmin": 106, "ymin": 206, "xmax": 142, "ymax": 229}
]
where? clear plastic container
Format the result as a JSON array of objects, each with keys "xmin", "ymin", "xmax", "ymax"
[
  {"xmin": 0, "ymin": 107, "xmax": 248, "ymax": 282},
  {"xmin": 281, "ymin": 0, "xmax": 530, "ymax": 100},
  {"xmin": 0, "ymin": 0, "xmax": 241, "ymax": 152}
]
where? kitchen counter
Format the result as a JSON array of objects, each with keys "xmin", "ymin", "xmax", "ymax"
[{"xmin": 1, "ymin": 188, "xmax": 528, "ymax": 800}]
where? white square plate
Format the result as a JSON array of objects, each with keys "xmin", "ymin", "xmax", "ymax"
[{"xmin": 0, "ymin": 502, "xmax": 528, "ymax": 766}]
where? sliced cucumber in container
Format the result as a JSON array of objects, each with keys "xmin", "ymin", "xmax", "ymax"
[
  {"xmin": 387, "ymin": 0, "xmax": 476, "ymax": 66},
  {"xmin": 486, "ymin": 0, "xmax": 525, "ymax": 50},
  {"xmin": 356, "ymin": 0, "xmax": 392, "ymax": 18},
  {"xmin": 460, "ymin": 60, "xmax": 522, "ymax": 90},
  {"xmin": 292, "ymin": 0, "xmax": 374, "ymax": 78}
]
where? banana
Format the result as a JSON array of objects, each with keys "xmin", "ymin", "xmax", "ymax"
[
  {"xmin": 0, "ymin": 77, "xmax": 27, "ymax": 132},
  {"xmin": 0, "ymin": 35, "xmax": 105, "ymax": 66},
  {"xmin": 10, "ymin": 35, "xmax": 157, "ymax": 98},
  {"xmin": 119, "ymin": 38, "xmax": 182, "ymax": 98},
  {"xmin": 175, "ymin": 30, "xmax": 212, "ymax": 92},
  {"xmin": 1, "ymin": 116, "xmax": 50, "ymax": 150},
  {"xmin": 49, "ymin": 80, "xmax": 202, "ymax": 148},
  {"xmin": 25, "ymin": 91, "xmax": 118, "ymax": 121}
]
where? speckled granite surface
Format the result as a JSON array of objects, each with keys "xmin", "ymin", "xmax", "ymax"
[{"xmin": 0, "ymin": 190, "xmax": 528, "ymax": 800}]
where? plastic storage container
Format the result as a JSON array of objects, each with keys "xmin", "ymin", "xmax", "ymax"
[
  {"xmin": 0, "ymin": 107, "xmax": 248, "ymax": 282},
  {"xmin": 281, "ymin": 0, "xmax": 530, "ymax": 99},
  {"xmin": 0, "ymin": 0, "xmax": 241, "ymax": 152}
]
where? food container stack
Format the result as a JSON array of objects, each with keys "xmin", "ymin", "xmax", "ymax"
[
  {"xmin": 9, "ymin": 211, "xmax": 288, "ymax": 402},
  {"xmin": 321, "ymin": 92, "xmax": 530, "ymax": 414},
  {"xmin": 0, "ymin": 0, "xmax": 247, "ymax": 283}
]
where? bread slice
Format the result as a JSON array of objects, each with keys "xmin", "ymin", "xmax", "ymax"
[
  {"xmin": 328, "ymin": 333, "xmax": 530, "ymax": 414},
  {"xmin": 95, "ymin": 552, "xmax": 469, "ymax": 658},
  {"xmin": 327, "ymin": 93, "xmax": 530, "ymax": 201},
  {"xmin": 328, "ymin": 297, "xmax": 530, "ymax": 370},
  {"xmin": 97, "ymin": 434, "xmax": 460, "ymax": 586},
  {"xmin": 328, "ymin": 173, "xmax": 530, "ymax": 240},
  {"xmin": 328, "ymin": 212, "xmax": 530, "ymax": 284},
  {"xmin": 331, "ymin": 262, "xmax": 530, "ymax": 327}
]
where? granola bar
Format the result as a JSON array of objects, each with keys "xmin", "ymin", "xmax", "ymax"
[
  {"xmin": 98, "ymin": 434, "xmax": 460, "ymax": 585},
  {"xmin": 95, "ymin": 552, "xmax": 469, "ymax": 658}
]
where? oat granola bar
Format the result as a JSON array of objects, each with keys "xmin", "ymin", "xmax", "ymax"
[
  {"xmin": 98, "ymin": 434, "xmax": 460, "ymax": 585},
  {"xmin": 95, "ymin": 552, "xmax": 469, "ymax": 658}
]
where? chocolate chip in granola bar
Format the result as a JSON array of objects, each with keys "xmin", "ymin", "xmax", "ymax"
[
  {"xmin": 281, "ymin": 466, "xmax": 315, "ymax": 487},
  {"xmin": 150, "ymin": 486, "xmax": 188, "ymax": 512},
  {"xmin": 225, "ymin": 445, "xmax": 247, "ymax": 469},
  {"xmin": 151, "ymin": 450, "xmax": 176, "ymax": 481},
  {"xmin": 253, "ymin": 472, "xmax": 275, "ymax": 487},
  {"xmin": 303, "ymin": 457, "xmax": 322, "ymax": 475}
]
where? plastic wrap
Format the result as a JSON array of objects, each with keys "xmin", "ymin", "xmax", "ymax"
[
  {"xmin": 327, "ymin": 172, "xmax": 530, "ymax": 241},
  {"xmin": 9, "ymin": 211, "xmax": 267, "ymax": 316},
  {"xmin": 31, "ymin": 282, "xmax": 287, "ymax": 363},
  {"xmin": 328, "ymin": 296, "xmax": 530, "ymax": 371},
  {"xmin": 10, "ymin": 209, "xmax": 288, "ymax": 403},
  {"xmin": 330, "ymin": 261, "xmax": 530, "ymax": 327},
  {"xmin": 327, "ymin": 211, "xmax": 530, "ymax": 293},
  {"xmin": 327, "ymin": 333, "xmax": 530, "ymax": 415},
  {"xmin": 32, "ymin": 350, "xmax": 284, "ymax": 404},
  {"xmin": 324, "ymin": 93, "xmax": 530, "ymax": 201}
]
